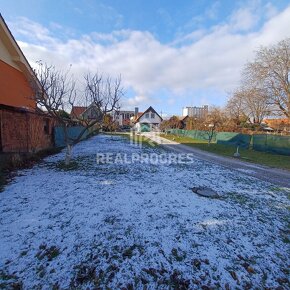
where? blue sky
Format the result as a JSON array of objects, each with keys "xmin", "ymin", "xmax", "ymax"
[{"xmin": 1, "ymin": 0, "xmax": 290, "ymax": 116}]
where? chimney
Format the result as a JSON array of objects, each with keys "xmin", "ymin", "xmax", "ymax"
[{"xmin": 134, "ymin": 107, "xmax": 139, "ymax": 117}]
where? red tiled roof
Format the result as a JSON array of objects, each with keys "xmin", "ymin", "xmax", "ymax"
[
  {"xmin": 70, "ymin": 106, "xmax": 87, "ymax": 118},
  {"xmin": 131, "ymin": 112, "xmax": 143, "ymax": 122},
  {"xmin": 264, "ymin": 118, "xmax": 290, "ymax": 125}
]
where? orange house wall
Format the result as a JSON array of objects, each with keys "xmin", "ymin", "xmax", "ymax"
[{"xmin": 0, "ymin": 59, "xmax": 35, "ymax": 109}]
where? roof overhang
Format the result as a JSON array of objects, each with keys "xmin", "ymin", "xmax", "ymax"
[{"xmin": 0, "ymin": 14, "xmax": 43, "ymax": 93}]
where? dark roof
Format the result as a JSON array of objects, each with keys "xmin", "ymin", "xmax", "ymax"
[
  {"xmin": 0, "ymin": 104, "xmax": 52, "ymax": 118},
  {"xmin": 177, "ymin": 115, "xmax": 189, "ymax": 121},
  {"xmin": 134, "ymin": 106, "xmax": 163, "ymax": 123}
]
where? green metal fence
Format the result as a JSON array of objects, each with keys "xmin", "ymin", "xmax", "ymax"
[
  {"xmin": 252, "ymin": 134, "xmax": 290, "ymax": 155},
  {"xmin": 216, "ymin": 132, "xmax": 252, "ymax": 149},
  {"xmin": 168, "ymin": 129, "xmax": 216, "ymax": 142},
  {"xmin": 167, "ymin": 129, "xmax": 290, "ymax": 156}
]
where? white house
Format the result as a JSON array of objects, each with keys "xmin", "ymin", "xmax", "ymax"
[{"xmin": 133, "ymin": 106, "xmax": 163, "ymax": 132}]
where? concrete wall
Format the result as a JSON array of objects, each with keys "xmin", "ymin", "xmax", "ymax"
[{"xmin": 0, "ymin": 106, "xmax": 54, "ymax": 153}]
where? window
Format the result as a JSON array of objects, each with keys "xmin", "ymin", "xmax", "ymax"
[
  {"xmin": 151, "ymin": 113, "xmax": 155, "ymax": 119},
  {"xmin": 145, "ymin": 113, "xmax": 149, "ymax": 118}
]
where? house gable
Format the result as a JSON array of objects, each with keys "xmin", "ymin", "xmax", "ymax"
[
  {"xmin": 70, "ymin": 106, "xmax": 87, "ymax": 118},
  {"xmin": 135, "ymin": 106, "xmax": 163, "ymax": 123},
  {"xmin": 71, "ymin": 104, "xmax": 102, "ymax": 121},
  {"xmin": 0, "ymin": 14, "xmax": 37, "ymax": 110},
  {"xmin": 81, "ymin": 104, "xmax": 102, "ymax": 120}
]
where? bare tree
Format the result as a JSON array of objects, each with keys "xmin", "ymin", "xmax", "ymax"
[
  {"xmin": 243, "ymin": 87, "xmax": 271, "ymax": 125},
  {"xmin": 33, "ymin": 62, "xmax": 77, "ymax": 164},
  {"xmin": 203, "ymin": 107, "xmax": 224, "ymax": 145},
  {"xmin": 32, "ymin": 62, "xmax": 123, "ymax": 164},
  {"xmin": 160, "ymin": 120, "xmax": 171, "ymax": 132},
  {"xmin": 160, "ymin": 116, "xmax": 184, "ymax": 131},
  {"xmin": 168, "ymin": 116, "xmax": 182, "ymax": 129},
  {"xmin": 84, "ymin": 73, "xmax": 122, "ymax": 117},
  {"xmin": 230, "ymin": 87, "xmax": 271, "ymax": 125},
  {"xmin": 226, "ymin": 91, "xmax": 248, "ymax": 127},
  {"xmin": 244, "ymin": 38, "xmax": 290, "ymax": 119}
]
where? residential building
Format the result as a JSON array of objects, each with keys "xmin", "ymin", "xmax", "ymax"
[
  {"xmin": 182, "ymin": 105, "xmax": 208, "ymax": 119},
  {"xmin": 0, "ymin": 14, "xmax": 54, "ymax": 153},
  {"xmin": 113, "ymin": 110, "xmax": 135, "ymax": 126},
  {"xmin": 263, "ymin": 118, "xmax": 290, "ymax": 133},
  {"xmin": 178, "ymin": 115, "xmax": 189, "ymax": 129},
  {"xmin": 132, "ymin": 106, "xmax": 163, "ymax": 132},
  {"xmin": 70, "ymin": 103, "xmax": 102, "ymax": 121},
  {"xmin": 70, "ymin": 106, "xmax": 87, "ymax": 119}
]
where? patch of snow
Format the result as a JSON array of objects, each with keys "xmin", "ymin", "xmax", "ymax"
[{"xmin": 0, "ymin": 135, "xmax": 289, "ymax": 289}]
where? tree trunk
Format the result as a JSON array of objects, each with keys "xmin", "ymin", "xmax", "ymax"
[{"xmin": 65, "ymin": 144, "xmax": 72, "ymax": 165}]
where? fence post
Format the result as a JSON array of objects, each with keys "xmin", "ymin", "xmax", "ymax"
[{"xmin": 249, "ymin": 134, "xmax": 253, "ymax": 150}]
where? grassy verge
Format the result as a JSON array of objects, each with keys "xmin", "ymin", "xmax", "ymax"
[{"xmin": 161, "ymin": 134, "xmax": 290, "ymax": 171}]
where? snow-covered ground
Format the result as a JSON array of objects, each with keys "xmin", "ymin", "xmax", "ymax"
[{"xmin": 0, "ymin": 134, "xmax": 289, "ymax": 289}]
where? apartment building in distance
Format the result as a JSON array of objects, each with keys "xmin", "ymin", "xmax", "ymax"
[{"xmin": 182, "ymin": 105, "xmax": 208, "ymax": 119}]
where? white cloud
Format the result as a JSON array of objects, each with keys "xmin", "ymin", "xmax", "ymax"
[
  {"xmin": 8, "ymin": 4, "xmax": 290, "ymax": 110},
  {"xmin": 229, "ymin": 7, "xmax": 259, "ymax": 31},
  {"xmin": 125, "ymin": 95, "xmax": 151, "ymax": 108},
  {"xmin": 8, "ymin": 17, "xmax": 56, "ymax": 45}
]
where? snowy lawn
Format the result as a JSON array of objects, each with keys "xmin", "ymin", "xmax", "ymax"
[{"xmin": 0, "ymin": 134, "xmax": 289, "ymax": 289}]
